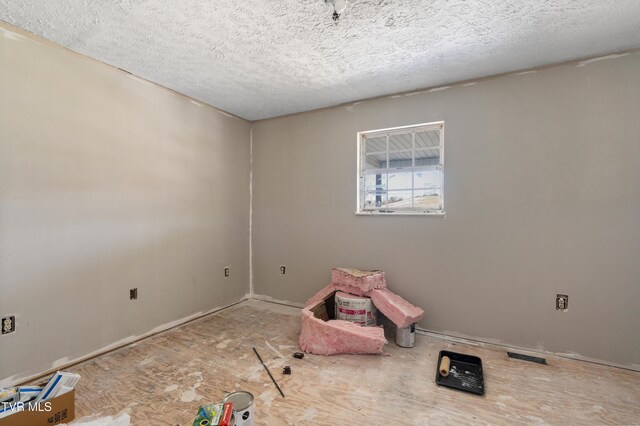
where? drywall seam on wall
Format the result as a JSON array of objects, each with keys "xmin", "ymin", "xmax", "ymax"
[
  {"xmin": 4, "ymin": 1, "xmax": 640, "ymax": 120},
  {"xmin": 0, "ymin": 297, "xmax": 249, "ymax": 387},
  {"xmin": 0, "ymin": 21, "xmax": 244, "ymax": 121},
  {"xmin": 576, "ymin": 53, "xmax": 630, "ymax": 67},
  {"xmin": 249, "ymin": 125, "xmax": 254, "ymax": 297},
  {"xmin": 250, "ymin": 46, "xmax": 640, "ymax": 122}
]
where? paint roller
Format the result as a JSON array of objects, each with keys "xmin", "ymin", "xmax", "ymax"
[{"xmin": 439, "ymin": 356, "xmax": 451, "ymax": 377}]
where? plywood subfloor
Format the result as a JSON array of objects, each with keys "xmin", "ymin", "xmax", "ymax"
[{"xmin": 64, "ymin": 300, "xmax": 639, "ymax": 425}]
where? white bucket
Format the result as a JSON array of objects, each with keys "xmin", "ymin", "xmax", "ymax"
[
  {"xmin": 222, "ymin": 391, "xmax": 254, "ymax": 426},
  {"xmin": 335, "ymin": 291, "xmax": 377, "ymax": 326}
]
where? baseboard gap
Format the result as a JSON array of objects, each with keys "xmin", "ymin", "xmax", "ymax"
[
  {"xmin": 416, "ymin": 327, "xmax": 639, "ymax": 373},
  {"xmin": 15, "ymin": 298, "xmax": 249, "ymax": 386},
  {"xmin": 248, "ymin": 294, "xmax": 304, "ymax": 308}
]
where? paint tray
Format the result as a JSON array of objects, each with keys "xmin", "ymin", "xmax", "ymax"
[{"xmin": 435, "ymin": 350, "xmax": 485, "ymax": 395}]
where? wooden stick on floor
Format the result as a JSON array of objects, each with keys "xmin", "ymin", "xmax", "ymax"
[{"xmin": 252, "ymin": 346, "xmax": 285, "ymax": 398}]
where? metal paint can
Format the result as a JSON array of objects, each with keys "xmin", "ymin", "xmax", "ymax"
[
  {"xmin": 222, "ymin": 391, "xmax": 254, "ymax": 426},
  {"xmin": 396, "ymin": 323, "xmax": 416, "ymax": 348}
]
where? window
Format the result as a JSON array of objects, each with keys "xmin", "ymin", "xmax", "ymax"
[{"xmin": 357, "ymin": 121, "xmax": 444, "ymax": 215}]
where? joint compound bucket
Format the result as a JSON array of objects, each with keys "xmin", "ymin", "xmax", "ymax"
[
  {"xmin": 396, "ymin": 323, "xmax": 416, "ymax": 348},
  {"xmin": 222, "ymin": 391, "xmax": 254, "ymax": 426},
  {"xmin": 335, "ymin": 291, "xmax": 377, "ymax": 326}
]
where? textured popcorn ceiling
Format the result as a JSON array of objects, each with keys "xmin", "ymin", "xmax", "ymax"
[{"xmin": 1, "ymin": 0, "xmax": 640, "ymax": 120}]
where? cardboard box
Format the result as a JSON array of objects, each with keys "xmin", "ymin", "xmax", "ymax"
[
  {"xmin": 310, "ymin": 291, "xmax": 336, "ymax": 322},
  {"xmin": 0, "ymin": 389, "xmax": 74, "ymax": 426}
]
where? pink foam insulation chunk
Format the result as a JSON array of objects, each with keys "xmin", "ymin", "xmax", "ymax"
[
  {"xmin": 299, "ymin": 309, "xmax": 386, "ymax": 355},
  {"xmin": 305, "ymin": 283, "xmax": 367, "ymax": 307},
  {"xmin": 331, "ymin": 268, "xmax": 386, "ymax": 291},
  {"xmin": 370, "ymin": 288, "xmax": 424, "ymax": 329},
  {"xmin": 299, "ymin": 272, "xmax": 424, "ymax": 355},
  {"xmin": 305, "ymin": 284, "xmax": 340, "ymax": 308},
  {"xmin": 305, "ymin": 283, "xmax": 424, "ymax": 329}
]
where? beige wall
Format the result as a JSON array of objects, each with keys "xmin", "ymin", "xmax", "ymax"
[
  {"xmin": 0, "ymin": 24, "xmax": 251, "ymax": 384},
  {"xmin": 252, "ymin": 52, "xmax": 640, "ymax": 367},
  {"xmin": 2, "ymin": 20, "xmax": 638, "ymax": 381}
]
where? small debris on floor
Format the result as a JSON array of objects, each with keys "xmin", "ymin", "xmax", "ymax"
[
  {"xmin": 253, "ymin": 346, "xmax": 285, "ymax": 397},
  {"xmin": 293, "ymin": 352, "xmax": 304, "ymax": 359},
  {"xmin": 283, "ymin": 366, "xmax": 291, "ymax": 375}
]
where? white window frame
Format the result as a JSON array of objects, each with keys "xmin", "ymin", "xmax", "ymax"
[{"xmin": 356, "ymin": 121, "xmax": 445, "ymax": 216}]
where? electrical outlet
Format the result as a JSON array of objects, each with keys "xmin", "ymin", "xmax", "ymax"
[
  {"xmin": 556, "ymin": 294, "xmax": 568, "ymax": 311},
  {"xmin": 2, "ymin": 316, "xmax": 15, "ymax": 335},
  {"xmin": 130, "ymin": 288, "xmax": 138, "ymax": 300},
  {"xmin": 224, "ymin": 266, "xmax": 230, "ymax": 277},
  {"xmin": 280, "ymin": 265, "xmax": 286, "ymax": 275}
]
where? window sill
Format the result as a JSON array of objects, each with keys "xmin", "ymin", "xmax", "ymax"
[{"xmin": 355, "ymin": 211, "xmax": 446, "ymax": 217}]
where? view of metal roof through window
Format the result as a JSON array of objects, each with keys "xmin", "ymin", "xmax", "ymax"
[{"xmin": 358, "ymin": 123, "xmax": 444, "ymax": 215}]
